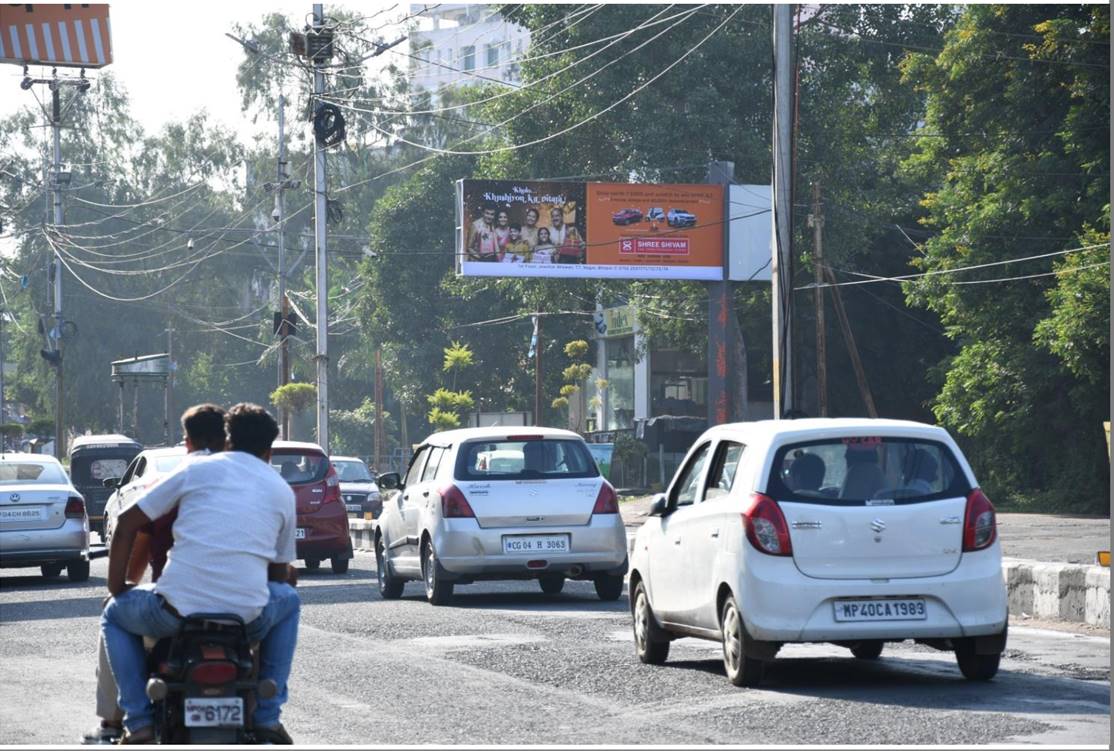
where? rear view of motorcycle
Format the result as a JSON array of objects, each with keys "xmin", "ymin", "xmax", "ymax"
[{"xmin": 144, "ymin": 614, "xmax": 277, "ymax": 744}]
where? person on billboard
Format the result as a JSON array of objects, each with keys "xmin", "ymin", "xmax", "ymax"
[
  {"xmin": 494, "ymin": 209, "xmax": 512, "ymax": 253},
  {"xmin": 547, "ymin": 207, "xmax": 568, "ymax": 246},
  {"xmin": 467, "ymin": 203, "xmax": 500, "ymax": 261},
  {"xmin": 556, "ymin": 222, "xmax": 586, "ymax": 264},
  {"xmin": 501, "ymin": 224, "xmax": 532, "ymax": 263},
  {"xmin": 531, "ymin": 228, "xmax": 555, "ymax": 264},
  {"xmin": 521, "ymin": 207, "xmax": 540, "ymax": 249}
]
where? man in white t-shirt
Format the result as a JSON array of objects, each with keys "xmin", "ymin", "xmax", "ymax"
[{"xmin": 101, "ymin": 403, "xmax": 298, "ymax": 744}]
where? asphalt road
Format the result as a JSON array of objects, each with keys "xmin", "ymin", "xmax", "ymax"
[{"xmin": 0, "ymin": 555, "xmax": 1109, "ymax": 746}]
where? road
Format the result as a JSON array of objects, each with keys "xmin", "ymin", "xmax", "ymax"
[{"xmin": 1, "ymin": 554, "xmax": 1109, "ymax": 746}]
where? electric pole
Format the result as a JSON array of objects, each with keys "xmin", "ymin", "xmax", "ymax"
[
  {"xmin": 771, "ymin": 5, "xmax": 795, "ymax": 419},
  {"xmin": 374, "ymin": 349, "xmax": 384, "ymax": 471},
  {"xmin": 164, "ymin": 325, "xmax": 174, "ymax": 445},
  {"xmin": 266, "ymin": 93, "xmax": 299, "ymax": 439},
  {"xmin": 51, "ymin": 83, "xmax": 65, "ymax": 458},
  {"xmin": 312, "ymin": 3, "xmax": 330, "ymax": 453},
  {"xmin": 808, "ymin": 181, "xmax": 828, "ymax": 416}
]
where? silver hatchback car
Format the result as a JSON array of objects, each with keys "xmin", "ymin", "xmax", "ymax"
[
  {"xmin": 374, "ymin": 427, "xmax": 628, "ymax": 605},
  {"xmin": 0, "ymin": 453, "xmax": 90, "ymax": 581}
]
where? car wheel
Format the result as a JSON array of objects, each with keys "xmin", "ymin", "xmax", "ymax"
[
  {"xmin": 632, "ymin": 581, "xmax": 670, "ymax": 665},
  {"xmin": 955, "ymin": 643, "xmax": 1001, "ymax": 681},
  {"xmin": 721, "ymin": 596, "xmax": 765, "ymax": 687},
  {"xmin": 850, "ymin": 640, "xmax": 884, "ymax": 660},
  {"xmin": 421, "ymin": 539, "xmax": 453, "ymax": 606},
  {"xmin": 40, "ymin": 563, "xmax": 64, "ymax": 579},
  {"xmin": 593, "ymin": 573, "xmax": 624, "ymax": 601},
  {"xmin": 538, "ymin": 574, "xmax": 564, "ymax": 595},
  {"xmin": 330, "ymin": 556, "xmax": 349, "ymax": 575},
  {"xmin": 304, "ymin": 558, "xmax": 321, "ymax": 571},
  {"xmin": 375, "ymin": 536, "xmax": 405, "ymax": 599},
  {"xmin": 67, "ymin": 560, "xmax": 90, "ymax": 583}
]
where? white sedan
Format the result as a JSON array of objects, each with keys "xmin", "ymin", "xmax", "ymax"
[
  {"xmin": 374, "ymin": 427, "xmax": 628, "ymax": 605},
  {"xmin": 629, "ymin": 418, "xmax": 1007, "ymax": 686}
]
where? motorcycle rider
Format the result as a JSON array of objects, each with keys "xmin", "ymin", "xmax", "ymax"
[
  {"xmin": 101, "ymin": 403, "xmax": 299, "ymax": 744},
  {"xmin": 84, "ymin": 404, "xmax": 226, "ymax": 744}
]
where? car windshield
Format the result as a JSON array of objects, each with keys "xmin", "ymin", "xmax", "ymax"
[
  {"xmin": 455, "ymin": 439, "xmax": 600, "ymax": 481},
  {"xmin": 270, "ymin": 451, "xmax": 329, "ymax": 485},
  {"xmin": 333, "ymin": 460, "xmax": 373, "ymax": 482},
  {"xmin": 69, "ymin": 455, "xmax": 136, "ymax": 485},
  {"xmin": 766, "ymin": 436, "xmax": 969, "ymax": 505},
  {"xmin": 0, "ymin": 461, "xmax": 69, "ymax": 485}
]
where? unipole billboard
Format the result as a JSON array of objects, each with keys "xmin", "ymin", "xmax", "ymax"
[
  {"xmin": 456, "ymin": 179, "xmax": 725, "ymax": 281},
  {"xmin": 0, "ymin": 4, "xmax": 113, "ymax": 69}
]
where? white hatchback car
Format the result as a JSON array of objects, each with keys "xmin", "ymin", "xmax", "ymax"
[
  {"xmin": 629, "ymin": 418, "xmax": 1007, "ymax": 687},
  {"xmin": 374, "ymin": 427, "xmax": 628, "ymax": 605}
]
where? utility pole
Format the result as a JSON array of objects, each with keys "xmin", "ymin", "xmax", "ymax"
[
  {"xmin": 312, "ymin": 3, "xmax": 331, "ymax": 453},
  {"xmin": 825, "ymin": 266, "xmax": 878, "ymax": 418},
  {"xmin": 533, "ymin": 312, "xmax": 542, "ymax": 427},
  {"xmin": 164, "ymin": 325, "xmax": 174, "ymax": 445},
  {"xmin": 808, "ymin": 181, "xmax": 828, "ymax": 416},
  {"xmin": 771, "ymin": 5, "xmax": 795, "ymax": 419},
  {"xmin": 266, "ymin": 93, "xmax": 299, "ymax": 439},
  {"xmin": 51, "ymin": 83, "xmax": 65, "ymax": 458},
  {"xmin": 374, "ymin": 349, "xmax": 384, "ymax": 470}
]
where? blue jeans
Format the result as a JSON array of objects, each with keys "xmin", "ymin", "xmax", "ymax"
[{"xmin": 101, "ymin": 582, "xmax": 300, "ymax": 733}]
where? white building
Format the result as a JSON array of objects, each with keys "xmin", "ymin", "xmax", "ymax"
[{"xmin": 407, "ymin": 4, "xmax": 530, "ymax": 100}]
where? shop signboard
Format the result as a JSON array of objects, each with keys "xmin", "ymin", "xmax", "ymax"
[{"xmin": 456, "ymin": 179, "xmax": 724, "ymax": 280}]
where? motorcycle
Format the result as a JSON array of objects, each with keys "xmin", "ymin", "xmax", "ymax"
[{"xmin": 143, "ymin": 613, "xmax": 277, "ymax": 744}]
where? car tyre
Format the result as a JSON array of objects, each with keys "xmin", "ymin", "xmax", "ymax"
[
  {"xmin": 67, "ymin": 560, "xmax": 90, "ymax": 583},
  {"xmin": 538, "ymin": 574, "xmax": 564, "ymax": 595},
  {"xmin": 40, "ymin": 563, "xmax": 64, "ymax": 579},
  {"xmin": 594, "ymin": 573, "xmax": 624, "ymax": 601},
  {"xmin": 304, "ymin": 558, "xmax": 321, "ymax": 571},
  {"xmin": 375, "ymin": 536, "xmax": 404, "ymax": 599},
  {"xmin": 330, "ymin": 555, "xmax": 349, "ymax": 575},
  {"xmin": 421, "ymin": 539, "xmax": 453, "ymax": 606},
  {"xmin": 955, "ymin": 643, "xmax": 1001, "ymax": 681},
  {"xmin": 850, "ymin": 640, "xmax": 884, "ymax": 660},
  {"xmin": 721, "ymin": 596, "xmax": 765, "ymax": 687},
  {"xmin": 632, "ymin": 580, "xmax": 670, "ymax": 665}
]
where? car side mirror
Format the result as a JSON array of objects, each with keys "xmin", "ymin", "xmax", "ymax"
[
  {"xmin": 648, "ymin": 493, "xmax": 669, "ymax": 517},
  {"xmin": 377, "ymin": 472, "xmax": 401, "ymax": 491},
  {"xmin": 103, "ymin": 477, "xmax": 120, "ymax": 489}
]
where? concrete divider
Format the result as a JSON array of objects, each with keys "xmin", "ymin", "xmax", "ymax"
[{"xmin": 351, "ymin": 522, "xmax": 1110, "ymax": 628}]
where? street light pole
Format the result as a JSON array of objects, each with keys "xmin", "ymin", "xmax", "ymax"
[{"xmin": 771, "ymin": 5, "xmax": 795, "ymax": 419}]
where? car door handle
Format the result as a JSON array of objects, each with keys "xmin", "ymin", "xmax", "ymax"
[
  {"xmin": 672, "ymin": 537, "xmax": 681, "ymax": 545},
  {"xmin": 710, "ymin": 529, "xmax": 720, "ymax": 538},
  {"xmin": 421, "ymin": 490, "xmax": 430, "ymax": 498}
]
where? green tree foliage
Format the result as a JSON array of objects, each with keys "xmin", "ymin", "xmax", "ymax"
[
  {"xmin": 270, "ymin": 383, "xmax": 317, "ymax": 420},
  {"xmin": 329, "ymin": 398, "xmax": 397, "ymax": 458},
  {"xmin": 900, "ymin": 5, "xmax": 1110, "ymax": 510}
]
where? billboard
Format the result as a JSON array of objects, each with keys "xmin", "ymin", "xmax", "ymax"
[
  {"xmin": 456, "ymin": 179, "xmax": 724, "ymax": 280},
  {"xmin": 0, "ymin": 4, "xmax": 113, "ymax": 68},
  {"xmin": 728, "ymin": 184, "xmax": 773, "ymax": 281}
]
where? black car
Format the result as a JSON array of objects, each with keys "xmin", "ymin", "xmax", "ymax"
[{"xmin": 68, "ymin": 434, "xmax": 142, "ymax": 541}]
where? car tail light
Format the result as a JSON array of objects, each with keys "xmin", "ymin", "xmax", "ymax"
[
  {"xmin": 65, "ymin": 497, "xmax": 86, "ymax": 519},
  {"xmin": 592, "ymin": 482, "xmax": 618, "ymax": 514},
  {"xmin": 742, "ymin": 493, "xmax": 792, "ymax": 556},
  {"xmin": 962, "ymin": 488, "xmax": 996, "ymax": 551},
  {"xmin": 439, "ymin": 484, "xmax": 475, "ymax": 518},
  {"xmin": 189, "ymin": 661, "xmax": 238, "ymax": 686},
  {"xmin": 323, "ymin": 465, "xmax": 341, "ymax": 504}
]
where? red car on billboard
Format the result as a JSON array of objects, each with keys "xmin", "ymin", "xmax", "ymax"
[{"xmin": 611, "ymin": 208, "xmax": 643, "ymax": 225}]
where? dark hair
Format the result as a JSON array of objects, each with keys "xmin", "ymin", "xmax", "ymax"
[
  {"xmin": 525, "ymin": 207, "xmax": 539, "ymax": 219},
  {"xmin": 509, "ymin": 223, "xmax": 521, "ymax": 231},
  {"xmin": 225, "ymin": 402, "xmax": 279, "ymax": 458},
  {"xmin": 482, "ymin": 203, "xmax": 496, "ymax": 213},
  {"xmin": 537, "ymin": 227, "xmax": 551, "ymax": 241},
  {"xmin": 181, "ymin": 404, "xmax": 226, "ymax": 452},
  {"xmin": 788, "ymin": 452, "xmax": 825, "ymax": 491}
]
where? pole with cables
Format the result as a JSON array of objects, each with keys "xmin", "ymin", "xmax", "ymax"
[
  {"xmin": 312, "ymin": 3, "xmax": 330, "ymax": 452},
  {"xmin": 50, "ymin": 81, "xmax": 66, "ymax": 458},
  {"xmin": 770, "ymin": 5, "xmax": 794, "ymax": 419}
]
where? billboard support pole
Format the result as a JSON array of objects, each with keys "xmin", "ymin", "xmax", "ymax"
[
  {"xmin": 533, "ymin": 311, "xmax": 542, "ymax": 427},
  {"xmin": 771, "ymin": 4, "xmax": 795, "ymax": 419},
  {"xmin": 706, "ymin": 161, "xmax": 735, "ymax": 427}
]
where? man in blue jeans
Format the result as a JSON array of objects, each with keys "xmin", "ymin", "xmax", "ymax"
[{"xmin": 102, "ymin": 403, "xmax": 299, "ymax": 744}]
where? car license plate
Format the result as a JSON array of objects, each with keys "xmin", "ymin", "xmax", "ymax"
[
  {"xmin": 295, "ymin": 528, "xmax": 306, "ymax": 540},
  {"xmin": 0, "ymin": 506, "xmax": 46, "ymax": 522},
  {"xmin": 345, "ymin": 504, "xmax": 362, "ymax": 514},
  {"xmin": 833, "ymin": 598, "xmax": 927, "ymax": 622},
  {"xmin": 503, "ymin": 534, "xmax": 570, "ymax": 554},
  {"xmin": 184, "ymin": 697, "xmax": 243, "ymax": 727}
]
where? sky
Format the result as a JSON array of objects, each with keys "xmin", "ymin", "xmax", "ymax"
[{"xmin": 1, "ymin": 1, "xmax": 395, "ymax": 146}]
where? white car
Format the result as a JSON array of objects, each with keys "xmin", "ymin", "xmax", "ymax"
[
  {"xmin": 330, "ymin": 456, "xmax": 382, "ymax": 518},
  {"xmin": 629, "ymin": 418, "xmax": 1007, "ymax": 687},
  {"xmin": 0, "ymin": 453, "xmax": 90, "ymax": 581},
  {"xmin": 374, "ymin": 427, "xmax": 628, "ymax": 605}
]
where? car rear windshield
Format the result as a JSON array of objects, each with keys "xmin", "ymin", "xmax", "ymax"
[
  {"xmin": 455, "ymin": 439, "xmax": 600, "ymax": 481},
  {"xmin": 333, "ymin": 460, "xmax": 373, "ymax": 482},
  {"xmin": 0, "ymin": 461, "xmax": 69, "ymax": 485},
  {"xmin": 270, "ymin": 451, "xmax": 329, "ymax": 485},
  {"xmin": 766, "ymin": 436, "xmax": 970, "ymax": 505}
]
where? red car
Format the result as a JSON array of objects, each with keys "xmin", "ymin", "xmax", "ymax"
[
  {"xmin": 611, "ymin": 208, "xmax": 643, "ymax": 225},
  {"xmin": 270, "ymin": 440, "xmax": 352, "ymax": 574}
]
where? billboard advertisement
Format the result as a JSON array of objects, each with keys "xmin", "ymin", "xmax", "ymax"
[
  {"xmin": 457, "ymin": 179, "xmax": 724, "ymax": 280},
  {"xmin": 0, "ymin": 4, "xmax": 113, "ymax": 68},
  {"xmin": 728, "ymin": 184, "xmax": 773, "ymax": 281}
]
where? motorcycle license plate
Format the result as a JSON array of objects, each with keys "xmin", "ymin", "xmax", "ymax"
[{"xmin": 184, "ymin": 697, "xmax": 244, "ymax": 727}]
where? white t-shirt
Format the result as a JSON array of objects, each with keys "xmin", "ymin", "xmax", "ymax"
[{"xmin": 138, "ymin": 451, "xmax": 296, "ymax": 622}]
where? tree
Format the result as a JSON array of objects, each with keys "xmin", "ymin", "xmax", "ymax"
[
  {"xmin": 900, "ymin": 5, "xmax": 1110, "ymax": 511},
  {"xmin": 270, "ymin": 383, "xmax": 317, "ymax": 440}
]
